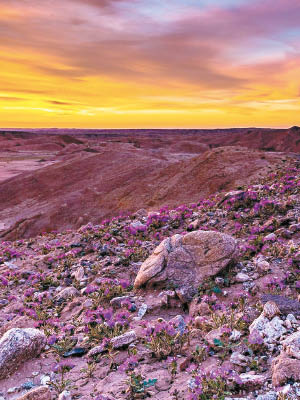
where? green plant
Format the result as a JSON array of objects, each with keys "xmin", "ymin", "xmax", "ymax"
[
  {"xmin": 197, "ymin": 278, "xmax": 216, "ymax": 297},
  {"xmin": 101, "ymin": 342, "xmax": 119, "ymax": 370},
  {"xmin": 49, "ymin": 360, "xmax": 75, "ymax": 394},
  {"xmin": 143, "ymin": 319, "xmax": 189, "ymax": 359},
  {"xmin": 125, "ymin": 375, "xmax": 157, "ymax": 399},
  {"xmin": 52, "ymin": 336, "xmax": 77, "ymax": 356},
  {"xmin": 188, "ymin": 366, "xmax": 242, "ymax": 400},
  {"xmin": 87, "ymin": 321, "xmax": 127, "ymax": 343},
  {"xmin": 120, "ymin": 357, "xmax": 157, "ymax": 399},
  {"xmin": 87, "ymin": 278, "xmax": 129, "ymax": 307},
  {"xmin": 168, "ymin": 357, "xmax": 178, "ymax": 382},
  {"xmin": 210, "ymin": 308, "xmax": 248, "ymax": 332},
  {"xmin": 171, "ymin": 389, "xmax": 181, "ymax": 400},
  {"xmin": 277, "ymin": 394, "xmax": 290, "ymax": 400},
  {"xmin": 192, "ymin": 345, "xmax": 208, "ymax": 363},
  {"xmin": 80, "ymin": 361, "xmax": 97, "ymax": 379}
]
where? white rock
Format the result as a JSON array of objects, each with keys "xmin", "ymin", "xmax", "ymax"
[
  {"xmin": 256, "ymin": 392, "xmax": 277, "ymax": 400},
  {"xmin": 111, "ymin": 330, "xmax": 137, "ymax": 349},
  {"xmin": 215, "ymin": 277, "xmax": 225, "ymax": 285},
  {"xmin": 236, "ymin": 273, "xmax": 250, "ymax": 282},
  {"xmin": 282, "ymin": 330, "xmax": 300, "ymax": 359},
  {"xmin": 230, "ymin": 351, "xmax": 249, "ymax": 366},
  {"xmin": 55, "ymin": 286, "xmax": 79, "ymax": 301},
  {"xmin": 224, "ymin": 398, "xmax": 247, "ymax": 400},
  {"xmin": 7, "ymin": 387, "xmax": 18, "ymax": 393},
  {"xmin": 249, "ymin": 314, "xmax": 286, "ymax": 344},
  {"xmin": 88, "ymin": 344, "xmax": 105, "ymax": 357},
  {"xmin": 40, "ymin": 375, "xmax": 50, "ymax": 385},
  {"xmin": 295, "ymin": 382, "xmax": 300, "ymax": 396},
  {"xmin": 133, "ymin": 303, "xmax": 147, "ymax": 321},
  {"xmin": 239, "ymin": 372, "xmax": 266, "ymax": 386},
  {"xmin": 229, "ymin": 329, "xmax": 242, "ymax": 342},
  {"xmin": 58, "ymin": 391, "xmax": 72, "ymax": 400},
  {"xmin": 73, "ymin": 267, "xmax": 85, "ymax": 281},
  {"xmin": 285, "ymin": 319, "xmax": 292, "ymax": 329},
  {"xmin": 256, "ymin": 260, "xmax": 270, "ymax": 272},
  {"xmin": 4, "ymin": 261, "xmax": 18, "ymax": 270},
  {"xmin": 130, "ymin": 221, "xmax": 147, "ymax": 230},
  {"xmin": 286, "ymin": 314, "xmax": 298, "ymax": 324},
  {"xmin": 264, "ymin": 233, "xmax": 276, "ymax": 242}
]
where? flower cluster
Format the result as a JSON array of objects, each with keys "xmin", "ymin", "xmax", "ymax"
[
  {"xmin": 84, "ymin": 307, "xmax": 130, "ymax": 342},
  {"xmin": 188, "ymin": 366, "xmax": 242, "ymax": 399},
  {"xmin": 141, "ymin": 318, "xmax": 189, "ymax": 359}
]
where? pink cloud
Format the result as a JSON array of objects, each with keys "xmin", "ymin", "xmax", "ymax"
[{"xmin": 0, "ymin": 0, "xmax": 299, "ymax": 92}]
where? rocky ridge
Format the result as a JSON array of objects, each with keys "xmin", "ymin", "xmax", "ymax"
[{"xmin": 0, "ymin": 155, "xmax": 299, "ymax": 399}]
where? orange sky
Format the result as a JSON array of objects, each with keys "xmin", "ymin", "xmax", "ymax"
[{"xmin": 0, "ymin": 0, "xmax": 299, "ymax": 128}]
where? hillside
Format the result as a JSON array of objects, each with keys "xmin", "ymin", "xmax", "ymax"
[
  {"xmin": 0, "ymin": 145, "xmax": 289, "ymax": 240},
  {"xmin": 0, "ymin": 155, "xmax": 299, "ymax": 399}
]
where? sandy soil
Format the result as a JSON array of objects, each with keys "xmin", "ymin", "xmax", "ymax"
[{"xmin": 0, "ymin": 154, "xmax": 56, "ymax": 183}]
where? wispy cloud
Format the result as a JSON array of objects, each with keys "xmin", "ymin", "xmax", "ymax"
[
  {"xmin": 0, "ymin": 96, "xmax": 24, "ymax": 101},
  {"xmin": 0, "ymin": 0, "xmax": 299, "ymax": 127}
]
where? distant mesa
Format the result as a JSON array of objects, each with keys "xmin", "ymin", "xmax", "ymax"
[{"xmin": 289, "ymin": 126, "xmax": 300, "ymax": 131}]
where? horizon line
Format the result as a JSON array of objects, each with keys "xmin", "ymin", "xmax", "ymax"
[{"xmin": 1, "ymin": 125, "xmax": 298, "ymax": 131}]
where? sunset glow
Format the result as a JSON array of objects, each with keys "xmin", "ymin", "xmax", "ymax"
[{"xmin": 0, "ymin": 0, "xmax": 300, "ymax": 128}]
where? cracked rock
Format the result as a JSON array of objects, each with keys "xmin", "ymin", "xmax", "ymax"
[{"xmin": 134, "ymin": 230, "xmax": 238, "ymax": 301}]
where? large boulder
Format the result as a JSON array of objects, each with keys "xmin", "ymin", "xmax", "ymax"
[
  {"xmin": 0, "ymin": 328, "xmax": 46, "ymax": 380},
  {"xmin": 134, "ymin": 230, "xmax": 238, "ymax": 300},
  {"xmin": 272, "ymin": 352, "xmax": 300, "ymax": 387}
]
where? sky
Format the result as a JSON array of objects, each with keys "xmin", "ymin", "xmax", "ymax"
[{"xmin": 0, "ymin": 0, "xmax": 300, "ymax": 128}]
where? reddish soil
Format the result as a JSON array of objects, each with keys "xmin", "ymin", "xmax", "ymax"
[{"xmin": 0, "ymin": 127, "xmax": 299, "ymax": 239}]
